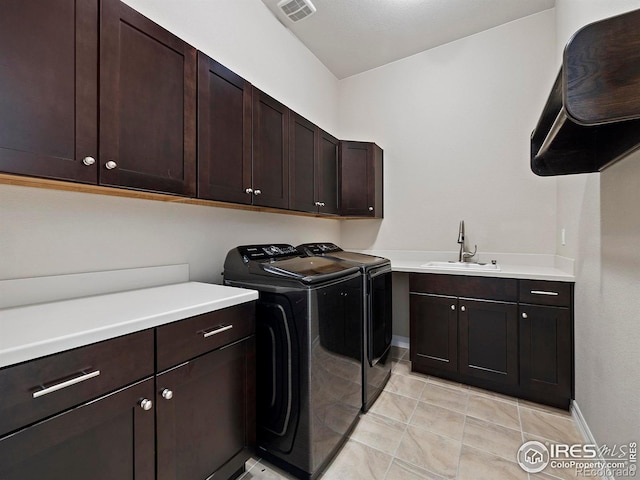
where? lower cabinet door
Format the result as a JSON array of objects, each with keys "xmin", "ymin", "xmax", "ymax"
[
  {"xmin": 156, "ymin": 338, "xmax": 255, "ymax": 480},
  {"xmin": 410, "ymin": 293, "xmax": 458, "ymax": 374},
  {"xmin": 520, "ymin": 304, "xmax": 572, "ymax": 408},
  {"xmin": 459, "ymin": 299, "xmax": 518, "ymax": 385},
  {"xmin": 0, "ymin": 378, "xmax": 155, "ymax": 480}
]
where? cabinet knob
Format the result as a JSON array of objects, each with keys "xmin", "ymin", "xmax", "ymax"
[
  {"xmin": 139, "ymin": 398, "xmax": 153, "ymax": 411},
  {"xmin": 245, "ymin": 188, "xmax": 253, "ymax": 194},
  {"xmin": 82, "ymin": 156, "xmax": 96, "ymax": 166},
  {"xmin": 320, "ymin": 202, "xmax": 325, "ymax": 207},
  {"xmin": 253, "ymin": 189, "xmax": 262, "ymax": 196},
  {"xmin": 315, "ymin": 201, "xmax": 321, "ymax": 206},
  {"xmin": 161, "ymin": 388, "xmax": 174, "ymax": 400},
  {"xmin": 368, "ymin": 206, "xmax": 374, "ymax": 211},
  {"xmin": 460, "ymin": 305, "xmax": 466, "ymax": 312},
  {"xmin": 522, "ymin": 312, "xmax": 528, "ymax": 319},
  {"xmin": 450, "ymin": 304, "xmax": 456, "ymax": 310},
  {"xmin": 105, "ymin": 160, "xmax": 117, "ymax": 170}
]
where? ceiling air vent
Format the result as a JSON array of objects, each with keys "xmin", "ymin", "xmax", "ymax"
[{"xmin": 277, "ymin": 0, "xmax": 316, "ymax": 22}]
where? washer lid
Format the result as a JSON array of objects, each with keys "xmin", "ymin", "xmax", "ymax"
[
  {"xmin": 327, "ymin": 251, "xmax": 389, "ymax": 266},
  {"xmin": 261, "ymin": 256, "xmax": 359, "ymax": 284}
]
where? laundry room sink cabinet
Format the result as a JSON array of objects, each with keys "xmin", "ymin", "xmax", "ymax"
[{"xmin": 410, "ymin": 274, "xmax": 574, "ymax": 409}]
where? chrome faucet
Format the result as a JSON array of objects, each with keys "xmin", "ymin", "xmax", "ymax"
[{"xmin": 457, "ymin": 220, "xmax": 477, "ymax": 262}]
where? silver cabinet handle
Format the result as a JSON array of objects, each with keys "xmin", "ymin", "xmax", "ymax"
[
  {"xmin": 522, "ymin": 312, "xmax": 528, "ymax": 319},
  {"xmin": 161, "ymin": 388, "xmax": 174, "ymax": 400},
  {"xmin": 530, "ymin": 290, "xmax": 559, "ymax": 296},
  {"xmin": 253, "ymin": 189, "xmax": 262, "ymax": 196},
  {"xmin": 315, "ymin": 201, "xmax": 321, "ymax": 206},
  {"xmin": 105, "ymin": 160, "xmax": 117, "ymax": 170},
  {"xmin": 32, "ymin": 370, "xmax": 101, "ymax": 398},
  {"xmin": 320, "ymin": 202, "xmax": 325, "ymax": 207},
  {"xmin": 82, "ymin": 156, "xmax": 95, "ymax": 166},
  {"xmin": 450, "ymin": 304, "xmax": 456, "ymax": 310},
  {"xmin": 368, "ymin": 206, "xmax": 374, "ymax": 211},
  {"xmin": 202, "ymin": 324, "xmax": 233, "ymax": 338},
  {"xmin": 460, "ymin": 305, "xmax": 466, "ymax": 312},
  {"xmin": 245, "ymin": 188, "xmax": 253, "ymax": 194},
  {"xmin": 139, "ymin": 398, "xmax": 153, "ymax": 411}
]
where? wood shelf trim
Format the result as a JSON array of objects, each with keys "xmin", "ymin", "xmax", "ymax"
[{"xmin": 0, "ymin": 173, "xmax": 369, "ymax": 220}]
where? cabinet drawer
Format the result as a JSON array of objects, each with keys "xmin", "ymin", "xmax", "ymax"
[
  {"xmin": 0, "ymin": 330, "xmax": 154, "ymax": 438},
  {"xmin": 410, "ymin": 273, "xmax": 517, "ymax": 302},
  {"xmin": 519, "ymin": 280, "xmax": 572, "ymax": 307},
  {"xmin": 156, "ymin": 302, "xmax": 255, "ymax": 371}
]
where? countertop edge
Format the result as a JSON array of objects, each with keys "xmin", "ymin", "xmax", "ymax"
[{"xmin": 0, "ymin": 282, "xmax": 259, "ymax": 369}]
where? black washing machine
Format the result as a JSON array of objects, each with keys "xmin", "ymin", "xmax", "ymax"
[
  {"xmin": 297, "ymin": 243, "xmax": 392, "ymax": 412},
  {"xmin": 223, "ymin": 244, "xmax": 363, "ymax": 480}
]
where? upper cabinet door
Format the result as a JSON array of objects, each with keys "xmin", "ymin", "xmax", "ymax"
[
  {"xmin": 0, "ymin": 0, "xmax": 98, "ymax": 183},
  {"xmin": 100, "ymin": 0, "xmax": 196, "ymax": 196},
  {"xmin": 252, "ymin": 89, "xmax": 289, "ymax": 209},
  {"xmin": 317, "ymin": 130, "xmax": 340, "ymax": 215},
  {"xmin": 197, "ymin": 53, "xmax": 252, "ymax": 204},
  {"xmin": 340, "ymin": 141, "xmax": 383, "ymax": 218},
  {"xmin": 289, "ymin": 112, "xmax": 318, "ymax": 213}
]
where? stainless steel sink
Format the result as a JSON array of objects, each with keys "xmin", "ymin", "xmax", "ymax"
[{"xmin": 420, "ymin": 261, "xmax": 500, "ymax": 271}]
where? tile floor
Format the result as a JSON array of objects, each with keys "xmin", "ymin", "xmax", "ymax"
[{"xmin": 240, "ymin": 347, "xmax": 584, "ymax": 480}]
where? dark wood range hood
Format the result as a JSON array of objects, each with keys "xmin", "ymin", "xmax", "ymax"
[{"xmin": 531, "ymin": 8, "xmax": 640, "ymax": 176}]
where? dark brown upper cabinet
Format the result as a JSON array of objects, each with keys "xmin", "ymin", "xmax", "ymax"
[
  {"xmin": 289, "ymin": 113, "xmax": 339, "ymax": 215},
  {"xmin": 252, "ymin": 89, "xmax": 290, "ymax": 209},
  {"xmin": 531, "ymin": 8, "xmax": 640, "ymax": 176},
  {"xmin": 100, "ymin": 0, "xmax": 196, "ymax": 196},
  {"xmin": 0, "ymin": 0, "xmax": 99, "ymax": 184},
  {"xmin": 197, "ymin": 53, "xmax": 252, "ymax": 204},
  {"xmin": 0, "ymin": 0, "xmax": 196, "ymax": 197},
  {"xmin": 339, "ymin": 141, "xmax": 383, "ymax": 218}
]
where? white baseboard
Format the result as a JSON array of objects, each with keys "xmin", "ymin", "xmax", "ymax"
[
  {"xmin": 571, "ymin": 400, "xmax": 613, "ymax": 480},
  {"xmin": 391, "ymin": 335, "xmax": 410, "ymax": 349}
]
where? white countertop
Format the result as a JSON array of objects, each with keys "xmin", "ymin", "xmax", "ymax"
[
  {"xmin": 0, "ymin": 282, "xmax": 258, "ymax": 369},
  {"xmin": 359, "ymin": 250, "xmax": 575, "ymax": 282}
]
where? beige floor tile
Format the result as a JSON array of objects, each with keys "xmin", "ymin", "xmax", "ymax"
[
  {"xmin": 242, "ymin": 460, "xmax": 298, "ymax": 480},
  {"xmin": 519, "ymin": 399, "xmax": 572, "ymax": 418},
  {"xmin": 457, "ymin": 445, "xmax": 529, "ymax": 480},
  {"xmin": 369, "ymin": 391, "xmax": 418, "ymax": 424},
  {"xmin": 395, "ymin": 425, "xmax": 462, "ymax": 478},
  {"xmin": 468, "ymin": 386, "xmax": 519, "ymax": 405},
  {"xmin": 392, "ymin": 360, "xmax": 412, "ymax": 376},
  {"xmin": 385, "ymin": 373, "xmax": 427, "ymax": 399},
  {"xmin": 466, "ymin": 394, "xmax": 521, "ymax": 430},
  {"xmin": 462, "ymin": 416, "xmax": 523, "ymax": 461},
  {"xmin": 410, "ymin": 402, "xmax": 466, "ymax": 441},
  {"xmin": 246, "ymin": 457, "xmax": 260, "ymax": 470},
  {"xmin": 322, "ymin": 439, "xmax": 392, "ymax": 480},
  {"xmin": 533, "ymin": 468, "xmax": 581, "ymax": 480},
  {"xmin": 420, "ymin": 383, "xmax": 469, "ymax": 414},
  {"xmin": 391, "ymin": 346, "xmax": 409, "ymax": 360},
  {"xmin": 349, "ymin": 412, "xmax": 406, "ymax": 455},
  {"xmin": 385, "ymin": 458, "xmax": 447, "ymax": 480},
  {"xmin": 520, "ymin": 407, "xmax": 583, "ymax": 444},
  {"xmin": 425, "ymin": 375, "xmax": 469, "ymax": 392}
]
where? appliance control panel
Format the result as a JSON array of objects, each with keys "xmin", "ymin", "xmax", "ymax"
[
  {"xmin": 238, "ymin": 244, "xmax": 299, "ymax": 263},
  {"xmin": 299, "ymin": 243, "xmax": 343, "ymax": 254}
]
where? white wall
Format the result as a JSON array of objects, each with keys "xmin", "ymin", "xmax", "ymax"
[
  {"xmin": 555, "ymin": 0, "xmax": 640, "ymax": 446},
  {"xmin": 0, "ymin": 0, "xmax": 341, "ymax": 283},
  {"xmin": 338, "ymin": 10, "xmax": 558, "ymax": 257}
]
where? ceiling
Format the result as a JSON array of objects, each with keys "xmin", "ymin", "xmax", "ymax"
[{"xmin": 261, "ymin": 0, "xmax": 556, "ymax": 79}]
